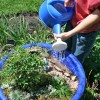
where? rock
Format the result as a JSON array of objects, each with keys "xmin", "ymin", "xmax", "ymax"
[
  {"xmin": 64, "ymin": 72, "xmax": 70, "ymax": 77},
  {"xmin": 71, "ymin": 76, "xmax": 77, "ymax": 81}
]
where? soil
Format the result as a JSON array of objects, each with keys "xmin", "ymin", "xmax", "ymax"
[{"xmin": 8, "ymin": 12, "xmax": 41, "ymax": 34}]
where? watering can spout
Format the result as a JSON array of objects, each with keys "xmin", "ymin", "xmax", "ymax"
[
  {"xmin": 52, "ymin": 24, "xmax": 67, "ymax": 51},
  {"xmin": 53, "ymin": 24, "xmax": 61, "ymax": 34}
]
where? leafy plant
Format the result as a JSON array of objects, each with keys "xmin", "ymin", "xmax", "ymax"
[
  {"xmin": 82, "ymin": 34, "xmax": 100, "ymax": 100},
  {"xmin": 0, "ymin": 15, "xmax": 33, "ymax": 45},
  {"xmin": 0, "ymin": 14, "xmax": 54, "ymax": 47}
]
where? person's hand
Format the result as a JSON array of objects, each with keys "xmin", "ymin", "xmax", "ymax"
[
  {"xmin": 64, "ymin": 0, "xmax": 74, "ymax": 7},
  {"xmin": 53, "ymin": 32, "xmax": 71, "ymax": 41},
  {"xmin": 53, "ymin": 33, "xmax": 63, "ymax": 40}
]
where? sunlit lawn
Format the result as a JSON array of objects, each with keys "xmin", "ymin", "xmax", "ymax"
[{"xmin": 0, "ymin": 0, "xmax": 43, "ymax": 15}]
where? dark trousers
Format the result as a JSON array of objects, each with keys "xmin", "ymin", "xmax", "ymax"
[{"xmin": 64, "ymin": 22, "xmax": 100, "ymax": 64}]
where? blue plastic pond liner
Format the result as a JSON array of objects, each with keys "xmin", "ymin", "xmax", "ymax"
[
  {"xmin": 0, "ymin": 43, "xmax": 86, "ymax": 100},
  {"xmin": 0, "ymin": 88, "xmax": 8, "ymax": 100}
]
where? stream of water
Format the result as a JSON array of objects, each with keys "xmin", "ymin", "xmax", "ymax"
[{"xmin": 54, "ymin": 50, "xmax": 66, "ymax": 61}]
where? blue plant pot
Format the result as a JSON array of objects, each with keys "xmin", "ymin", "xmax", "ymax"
[{"xmin": 0, "ymin": 43, "xmax": 86, "ymax": 100}]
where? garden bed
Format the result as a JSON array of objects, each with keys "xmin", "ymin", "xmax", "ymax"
[
  {"xmin": 1, "ymin": 46, "xmax": 78, "ymax": 100},
  {"xmin": 0, "ymin": 13, "xmax": 79, "ymax": 100},
  {"xmin": 29, "ymin": 47, "xmax": 79, "ymax": 92}
]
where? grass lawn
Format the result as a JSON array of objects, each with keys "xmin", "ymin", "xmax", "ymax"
[{"xmin": 0, "ymin": 0, "xmax": 43, "ymax": 15}]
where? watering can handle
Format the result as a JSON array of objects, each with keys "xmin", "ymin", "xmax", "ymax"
[
  {"xmin": 48, "ymin": 0, "xmax": 75, "ymax": 6},
  {"xmin": 48, "ymin": 0, "xmax": 64, "ymax": 4}
]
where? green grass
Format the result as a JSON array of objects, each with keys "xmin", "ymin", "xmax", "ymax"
[{"xmin": 0, "ymin": 0, "xmax": 43, "ymax": 15}]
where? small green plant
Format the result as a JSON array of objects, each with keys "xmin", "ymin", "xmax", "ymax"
[{"xmin": 94, "ymin": 73, "xmax": 100, "ymax": 81}]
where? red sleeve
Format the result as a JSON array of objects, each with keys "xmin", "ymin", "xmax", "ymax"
[
  {"xmin": 98, "ymin": 6, "xmax": 100, "ymax": 10},
  {"xmin": 88, "ymin": 0, "xmax": 100, "ymax": 11}
]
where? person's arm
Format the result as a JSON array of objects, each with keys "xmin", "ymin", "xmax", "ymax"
[{"xmin": 54, "ymin": 9, "xmax": 100, "ymax": 40}]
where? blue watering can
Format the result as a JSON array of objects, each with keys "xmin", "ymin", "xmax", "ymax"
[{"xmin": 39, "ymin": 0, "xmax": 75, "ymax": 51}]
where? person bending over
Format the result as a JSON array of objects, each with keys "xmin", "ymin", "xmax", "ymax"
[{"xmin": 54, "ymin": 0, "xmax": 100, "ymax": 63}]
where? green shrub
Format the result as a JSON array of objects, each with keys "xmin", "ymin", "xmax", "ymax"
[{"xmin": 1, "ymin": 46, "xmax": 47, "ymax": 90}]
